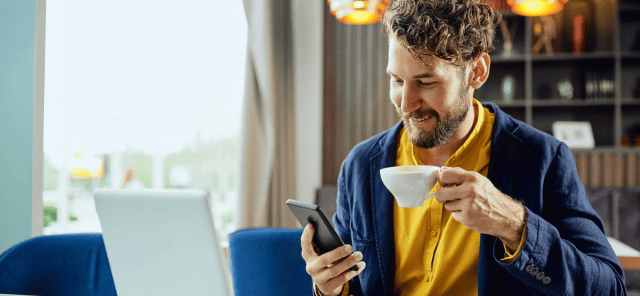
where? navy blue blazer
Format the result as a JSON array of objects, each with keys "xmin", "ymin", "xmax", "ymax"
[{"xmin": 334, "ymin": 103, "xmax": 627, "ymax": 295}]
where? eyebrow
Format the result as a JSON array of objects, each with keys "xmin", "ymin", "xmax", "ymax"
[{"xmin": 386, "ymin": 71, "xmax": 434, "ymax": 79}]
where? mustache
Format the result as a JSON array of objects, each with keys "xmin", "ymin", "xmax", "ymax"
[{"xmin": 403, "ymin": 108, "xmax": 439, "ymax": 121}]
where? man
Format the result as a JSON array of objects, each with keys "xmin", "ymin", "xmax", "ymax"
[{"xmin": 301, "ymin": 0, "xmax": 627, "ymax": 295}]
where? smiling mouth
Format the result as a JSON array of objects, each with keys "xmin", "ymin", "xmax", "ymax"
[{"xmin": 410, "ymin": 116, "xmax": 432, "ymax": 124}]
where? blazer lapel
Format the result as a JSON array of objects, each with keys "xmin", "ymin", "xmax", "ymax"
[
  {"xmin": 479, "ymin": 103, "xmax": 523, "ymax": 296},
  {"xmin": 370, "ymin": 121, "xmax": 403, "ymax": 295}
]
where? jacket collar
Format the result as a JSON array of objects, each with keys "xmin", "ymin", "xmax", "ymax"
[
  {"xmin": 369, "ymin": 120, "xmax": 403, "ymax": 295},
  {"xmin": 479, "ymin": 102, "xmax": 524, "ymax": 295},
  {"xmin": 368, "ymin": 102, "xmax": 523, "ymax": 295}
]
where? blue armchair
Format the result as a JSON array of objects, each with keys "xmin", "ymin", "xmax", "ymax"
[
  {"xmin": 229, "ymin": 228, "xmax": 313, "ymax": 296},
  {"xmin": 0, "ymin": 233, "xmax": 117, "ymax": 296}
]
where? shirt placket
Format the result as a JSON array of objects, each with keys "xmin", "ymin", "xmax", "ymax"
[{"xmin": 422, "ymin": 189, "xmax": 443, "ymax": 285}]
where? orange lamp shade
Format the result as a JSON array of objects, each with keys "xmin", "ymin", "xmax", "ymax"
[
  {"xmin": 508, "ymin": 0, "xmax": 567, "ymax": 16},
  {"xmin": 328, "ymin": 0, "xmax": 390, "ymax": 25}
]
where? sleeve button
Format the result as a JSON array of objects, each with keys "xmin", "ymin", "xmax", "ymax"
[
  {"xmin": 525, "ymin": 264, "xmax": 535, "ymax": 273},
  {"xmin": 536, "ymin": 271, "xmax": 545, "ymax": 281},
  {"xmin": 529, "ymin": 266, "xmax": 539, "ymax": 276},
  {"xmin": 542, "ymin": 276, "xmax": 551, "ymax": 285}
]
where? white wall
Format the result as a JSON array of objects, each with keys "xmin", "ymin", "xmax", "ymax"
[{"xmin": 292, "ymin": 1, "xmax": 323, "ymax": 205}]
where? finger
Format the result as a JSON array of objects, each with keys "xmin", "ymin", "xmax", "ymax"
[
  {"xmin": 442, "ymin": 198, "xmax": 464, "ymax": 212},
  {"xmin": 437, "ymin": 167, "xmax": 468, "ymax": 187},
  {"xmin": 309, "ymin": 244, "xmax": 354, "ymax": 272},
  {"xmin": 434, "ymin": 184, "xmax": 465, "ymax": 204},
  {"xmin": 301, "ymin": 224, "xmax": 318, "ymax": 261},
  {"xmin": 319, "ymin": 261, "xmax": 367, "ymax": 294},
  {"xmin": 325, "ymin": 251, "xmax": 363, "ymax": 281}
]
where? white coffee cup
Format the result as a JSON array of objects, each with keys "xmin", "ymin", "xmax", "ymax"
[{"xmin": 380, "ymin": 165, "xmax": 441, "ymax": 208}]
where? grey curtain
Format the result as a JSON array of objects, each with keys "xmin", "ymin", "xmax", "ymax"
[
  {"xmin": 324, "ymin": 18, "xmax": 398, "ymax": 183},
  {"xmin": 238, "ymin": 0, "xmax": 298, "ymax": 228}
]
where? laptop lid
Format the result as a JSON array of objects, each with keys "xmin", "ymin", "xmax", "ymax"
[{"xmin": 94, "ymin": 189, "xmax": 233, "ymax": 296}]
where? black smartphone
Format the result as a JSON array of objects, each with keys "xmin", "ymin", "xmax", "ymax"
[{"xmin": 286, "ymin": 199, "xmax": 359, "ymax": 272}]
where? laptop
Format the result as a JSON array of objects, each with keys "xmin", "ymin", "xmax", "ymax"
[{"xmin": 94, "ymin": 189, "xmax": 233, "ymax": 296}]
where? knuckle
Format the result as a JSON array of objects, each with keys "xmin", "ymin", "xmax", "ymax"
[
  {"xmin": 328, "ymin": 266, "xmax": 340, "ymax": 278},
  {"xmin": 319, "ymin": 256, "xmax": 330, "ymax": 268},
  {"xmin": 342, "ymin": 271, "xmax": 354, "ymax": 282},
  {"xmin": 305, "ymin": 264, "xmax": 314, "ymax": 275},
  {"xmin": 467, "ymin": 172, "xmax": 479, "ymax": 183}
]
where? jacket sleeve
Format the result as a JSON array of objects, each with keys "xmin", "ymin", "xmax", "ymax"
[
  {"xmin": 496, "ymin": 142, "xmax": 627, "ymax": 295},
  {"xmin": 333, "ymin": 164, "xmax": 364, "ymax": 296}
]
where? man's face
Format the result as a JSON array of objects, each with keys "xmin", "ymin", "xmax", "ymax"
[{"xmin": 387, "ymin": 35, "xmax": 471, "ymax": 149}]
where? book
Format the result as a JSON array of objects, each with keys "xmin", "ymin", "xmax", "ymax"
[
  {"xmin": 627, "ymin": 154, "xmax": 637, "ymax": 187},
  {"xmin": 613, "ymin": 154, "xmax": 624, "ymax": 188},
  {"xmin": 602, "ymin": 154, "xmax": 613, "ymax": 187},
  {"xmin": 576, "ymin": 153, "xmax": 589, "ymax": 187},
  {"xmin": 590, "ymin": 153, "xmax": 601, "ymax": 187}
]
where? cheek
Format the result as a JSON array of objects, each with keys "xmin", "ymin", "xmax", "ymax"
[{"xmin": 390, "ymin": 88, "xmax": 402, "ymax": 108}]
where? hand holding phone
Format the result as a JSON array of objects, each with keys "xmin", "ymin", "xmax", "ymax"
[{"xmin": 287, "ymin": 199, "xmax": 365, "ymax": 296}]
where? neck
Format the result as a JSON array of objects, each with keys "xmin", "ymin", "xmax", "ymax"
[{"xmin": 416, "ymin": 100, "xmax": 479, "ymax": 166}]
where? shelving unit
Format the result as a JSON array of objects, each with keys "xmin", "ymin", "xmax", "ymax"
[{"xmin": 476, "ymin": 0, "xmax": 640, "ymax": 151}]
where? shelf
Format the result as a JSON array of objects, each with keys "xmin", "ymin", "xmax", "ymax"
[
  {"xmin": 622, "ymin": 99, "xmax": 640, "ymax": 106},
  {"xmin": 493, "ymin": 100, "xmax": 526, "ymax": 108},
  {"xmin": 492, "ymin": 55, "xmax": 526, "ymax": 63},
  {"xmin": 531, "ymin": 52, "xmax": 615, "ymax": 61},
  {"xmin": 531, "ymin": 99, "xmax": 615, "ymax": 107},
  {"xmin": 572, "ymin": 146, "xmax": 640, "ymax": 154},
  {"xmin": 621, "ymin": 52, "xmax": 640, "ymax": 59}
]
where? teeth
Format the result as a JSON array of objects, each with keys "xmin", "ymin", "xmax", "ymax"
[{"xmin": 413, "ymin": 117, "xmax": 428, "ymax": 122}]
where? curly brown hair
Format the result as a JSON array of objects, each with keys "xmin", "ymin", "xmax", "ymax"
[{"xmin": 383, "ymin": 0, "xmax": 501, "ymax": 65}]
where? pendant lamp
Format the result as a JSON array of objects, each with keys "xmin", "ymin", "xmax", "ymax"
[
  {"xmin": 328, "ymin": 0, "xmax": 390, "ymax": 25},
  {"xmin": 508, "ymin": 0, "xmax": 568, "ymax": 16}
]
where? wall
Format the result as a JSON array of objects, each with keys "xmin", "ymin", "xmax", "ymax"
[{"xmin": 0, "ymin": 0, "xmax": 44, "ymax": 253}]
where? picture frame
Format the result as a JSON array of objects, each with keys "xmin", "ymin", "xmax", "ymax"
[{"xmin": 552, "ymin": 121, "xmax": 595, "ymax": 149}]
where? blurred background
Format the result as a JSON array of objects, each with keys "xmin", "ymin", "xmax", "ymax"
[{"xmin": 41, "ymin": 0, "xmax": 246, "ymax": 241}]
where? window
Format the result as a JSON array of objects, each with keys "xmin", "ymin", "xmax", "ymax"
[{"xmin": 43, "ymin": 0, "xmax": 247, "ymax": 241}]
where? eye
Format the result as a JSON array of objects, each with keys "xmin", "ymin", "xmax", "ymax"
[{"xmin": 418, "ymin": 81, "xmax": 435, "ymax": 87}]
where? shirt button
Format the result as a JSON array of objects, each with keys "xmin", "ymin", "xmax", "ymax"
[
  {"xmin": 430, "ymin": 230, "xmax": 437, "ymax": 237},
  {"xmin": 542, "ymin": 276, "xmax": 551, "ymax": 285}
]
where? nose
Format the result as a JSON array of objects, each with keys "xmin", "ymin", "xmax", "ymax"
[{"xmin": 400, "ymin": 84, "xmax": 421, "ymax": 114}]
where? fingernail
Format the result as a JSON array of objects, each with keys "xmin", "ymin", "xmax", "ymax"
[
  {"xmin": 358, "ymin": 261, "xmax": 366, "ymax": 269},
  {"xmin": 345, "ymin": 245, "xmax": 352, "ymax": 253},
  {"xmin": 355, "ymin": 252, "xmax": 363, "ymax": 261}
]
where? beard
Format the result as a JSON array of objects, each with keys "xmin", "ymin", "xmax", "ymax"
[{"xmin": 397, "ymin": 81, "xmax": 470, "ymax": 149}]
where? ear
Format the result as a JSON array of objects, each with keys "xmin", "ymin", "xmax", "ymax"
[{"xmin": 469, "ymin": 52, "xmax": 490, "ymax": 89}]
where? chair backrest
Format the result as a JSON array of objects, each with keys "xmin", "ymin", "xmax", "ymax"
[
  {"xmin": 228, "ymin": 228, "xmax": 313, "ymax": 296},
  {"xmin": 0, "ymin": 233, "xmax": 117, "ymax": 296}
]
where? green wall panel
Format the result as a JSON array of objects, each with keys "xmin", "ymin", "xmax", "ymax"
[{"xmin": 0, "ymin": 0, "xmax": 37, "ymax": 253}]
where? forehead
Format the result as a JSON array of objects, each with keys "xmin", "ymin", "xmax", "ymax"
[{"xmin": 386, "ymin": 35, "xmax": 457, "ymax": 77}]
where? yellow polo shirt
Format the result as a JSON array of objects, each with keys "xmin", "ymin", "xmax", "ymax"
[{"xmin": 393, "ymin": 99, "xmax": 493, "ymax": 295}]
